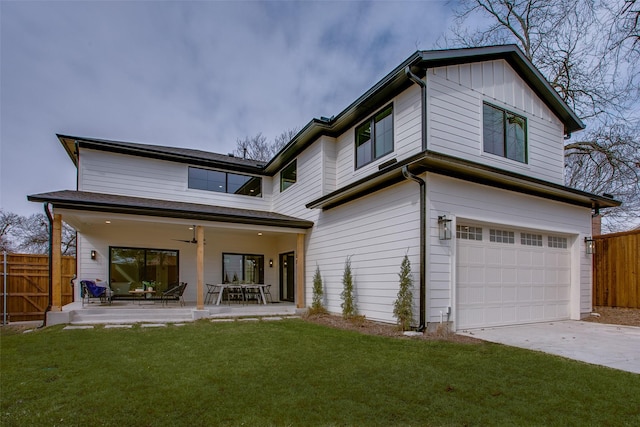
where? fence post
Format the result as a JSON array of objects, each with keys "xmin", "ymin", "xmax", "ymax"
[{"xmin": 2, "ymin": 251, "xmax": 7, "ymax": 325}]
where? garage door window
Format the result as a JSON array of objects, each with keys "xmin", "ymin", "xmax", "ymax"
[
  {"xmin": 490, "ymin": 229, "xmax": 515, "ymax": 244},
  {"xmin": 456, "ymin": 225, "xmax": 482, "ymax": 240},
  {"xmin": 548, "ymin": 236, "xmax": 568, "ymax": 248},
  {"xmin": 521, "ymin": 233, "xmax": 543, "ymax": 246}
]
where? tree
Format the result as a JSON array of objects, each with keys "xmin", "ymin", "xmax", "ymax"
[
  {"xmin": 233, "ymin": 128, "xmax": 299, "ymax": 162},
  {"xmin": 393, "ymin": 255, "xmax": 414, "ymax": 331},
  {"xmin": 0, "ymin": 210, "xmax": 76, "ymax": 255},
  {"xmin": 309, "ymin": 264, "xmax": 327, "ymax": 314},
  {"xmin": 340, "ymin": 256, "xmax": 357, "ymax": 319},
  {"xmin": 443, "ymin": 0, "xmax": 640, "ymax": 231}
]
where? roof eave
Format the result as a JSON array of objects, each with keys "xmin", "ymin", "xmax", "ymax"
[{"xmin": 306, "ymin": 151, "xmax": 620, "ymax": 211}]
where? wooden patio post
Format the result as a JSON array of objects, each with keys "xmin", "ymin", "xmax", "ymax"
[
  {"xmin": 296, "ymin": 233, "xmax": 305, "ymax": 309},
  {"xmin": 196, "ymin": 225, "xmax": 204, "ymax": 310},
  {"xmin": 51, "ymin": 213, "xmax": 63, "ymax": 311}
]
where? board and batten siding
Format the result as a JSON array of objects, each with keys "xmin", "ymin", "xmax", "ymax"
[
  {"xmin": 305, "ymin": 181, "xmax": 421, "ymax": 324},
  {"xmin": 333, "ymin": 85, "xmax": 423, "ymax": 189},
  {"xmin": 426, "ymin": 174, "xmax": 593, "ymax": 326},
  {"xmin": 79, "ymin": 149, "xmax": 273, "ymax": 211},
  {"xmin": 427, "ymin": 59, "xmax": 565, "ymax": 185}
]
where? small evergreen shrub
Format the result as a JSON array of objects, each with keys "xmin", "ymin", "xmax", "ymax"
[
  {"xmin": 393, "ymin": 255, "xmax": 414, "ymax": 331},
  {"xmin": 309, "ymin": 264, "xmax": 327, "ymax": 315},
  {"xmin": 341, "ymin": 256, "xmax": 357, "ymax": 319}
]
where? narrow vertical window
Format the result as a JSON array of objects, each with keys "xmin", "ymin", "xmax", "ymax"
[
  {"xmin": 355, "ymin": 104, "xmax": 393, "ymax": 168},
  {"xmin": 280, "ymin": 159, "xmax": 297, "ymax": 192}
]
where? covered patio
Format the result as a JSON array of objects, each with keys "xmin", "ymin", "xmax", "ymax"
[{"xmin": 27, "ymin": 190, "xmax": 314, "ymax": 325}]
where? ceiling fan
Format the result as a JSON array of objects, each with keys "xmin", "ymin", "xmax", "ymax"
[{"xmin": 172, "ymin": 226, "xmax": 199, "ymax": 244}]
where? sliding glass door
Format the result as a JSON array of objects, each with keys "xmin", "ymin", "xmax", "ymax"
[{"xmin": 109, "ymin": 247, "xmax": 179, "ymax": 294}]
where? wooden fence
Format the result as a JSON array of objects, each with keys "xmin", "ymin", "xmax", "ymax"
[
  {"xmin": 1, "ymin": 253, "xmax": 76, "ymax": 323},
  {"xmin": 593, "ymin": 229, "xmax": 640, "ymax": 309}
]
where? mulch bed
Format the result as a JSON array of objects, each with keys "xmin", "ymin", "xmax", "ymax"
[{"xmin": 582, "ymin": 306, "xmax": 640, "ymax": 327}]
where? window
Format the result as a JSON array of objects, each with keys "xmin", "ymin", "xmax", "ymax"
[
  {"xmin": 355, "ymin": 105, "xmax": 393, "ymax": 168},
  {"xmin": 109, "ymin": 247, "xmax": 179, "ymax": 294},
  {"xmin": 548, "ymin": 236, "xmax": 568, "ymax": 249},
  {"xmin": 456, "ymin": 225, "xmax": 483, "ymax": 240},
  {"xmin": 188, "ymin": 167, "xmax": 261, "ymax": 197},
  {"xmin": 483, "ymin": 102, "xmax": 527, "ymax": 163},
  {"xmin": 280, "ymin": 159, "xmax": 297, "ymax": 192},
  {"xmin": 521, "ymin": 233, "xmax": 543, "ymax": 246},
  {"xmin": 490, "ymin": 229, "xmax": 515, "ymax": 244},
  {"xmin": 223, "ymin": 253, "xmax": 264, "ymax": 284}
]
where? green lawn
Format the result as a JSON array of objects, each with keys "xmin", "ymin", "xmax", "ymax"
[{"xmin": 1, "ymin": 319, "xmax": 639, "ymax": 426}]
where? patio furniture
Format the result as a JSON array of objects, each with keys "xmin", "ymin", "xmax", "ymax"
[
  {"xmin": 128, "ymin": 289, "xmax": 157, "ymax": 304},
  {"xmin": 205, "ymin": 283, "xmax": 221, "ymax": 305},
  {"xmin": 161, "ymin": 282, "xmax": 188, "ymax": 306},
  {"xmin": 263, "ymin": 284, "xmax": 273, "ymax": 303},
  {"xmin": 225, "ymin": 284, "xmax": 245, "ymax": 305},
  {"xmin": 81, "ymin": 280, "xmax": 112, "ymax": 307}
]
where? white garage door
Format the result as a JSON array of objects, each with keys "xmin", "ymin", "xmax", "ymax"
[{"xmin": 456, "ymin": 224, "xmax": 571, "ymax": 330}]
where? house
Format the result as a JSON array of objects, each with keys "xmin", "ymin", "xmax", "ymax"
[{"xmin": 29, "ymin": 45, "xmax": 620, "ymax": 330}]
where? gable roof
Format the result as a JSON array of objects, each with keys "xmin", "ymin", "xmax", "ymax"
[
  {"xmin": 27, "ymin": 190, "xmax": 314, "ymax": 229},
  {"xmin": 265, "ymin": 45, "xmax": 585, "ymax": 173}
]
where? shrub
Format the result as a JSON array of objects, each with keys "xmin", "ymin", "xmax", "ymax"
[
  {"xmin": 341, "ymin": 256, "xmax": 357, "ymax": 319},
  {"xmin": 309, "ymin": 264, "xmax": 327, "ymax": 315},
  {"xmin": 393, "ymin": 255, "xmax": 414, "ymax": 331}
]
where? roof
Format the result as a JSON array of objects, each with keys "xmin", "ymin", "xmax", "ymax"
[
  {"xmin": 306, "ymin": 150, "xmax": 621, "ymax": 211},
  {"xmin": 27, "ymin": 190, "xmax": 314, "ymax": 229},
  {"xmin": 265, "ymin": 45, "xmax": 584, "ymax": 173},
  {"xmin": 57, "ymin": 45, "xmax": 583, "ymax": 178},
  {"xmin": 57, "ymin": 134, "xmax": 266, "ymax": 175}
]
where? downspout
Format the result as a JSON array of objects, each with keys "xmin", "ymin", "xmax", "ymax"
[
  {"xmin": 402, "ymin": 166, "xmax": 426, "ymax": 332},
  {"xmin": 405, "ymin": 66, "xmax": 427, "ymax": 152},
  {"xmin": 403, "ymin": 65, "xmax": 428, "ymax": 332},
  {"xmin": 41, "ymin": 202, "xmax": 54, "ymax": 328}
]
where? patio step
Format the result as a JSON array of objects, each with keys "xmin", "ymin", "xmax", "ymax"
[{"xmin": 70, "ymin": 307, "xmax": 194, "ymax": 325}]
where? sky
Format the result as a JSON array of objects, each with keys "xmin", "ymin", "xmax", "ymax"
[{"xmin": 0, "ymin": 0, "xmax": 455, "ymax": 216}]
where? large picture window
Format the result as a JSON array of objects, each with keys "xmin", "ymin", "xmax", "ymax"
[
  {"xmin": 483, "ymin": 102, "xmax": 527, "ymax": 163},
  {"xmin": 109, "ymin": 247, "xmax": 179, "ymax": 295},
  {"xmin": 355, "ymin": 104, "xmax": 393, "ymax": 168},
  {"xmin": 188, "ymin": 167, "xmax": 262, "ymax": 197},
  {"xmin": 223, "ymin": 253, "xmax": 264, "ymax": 284}
]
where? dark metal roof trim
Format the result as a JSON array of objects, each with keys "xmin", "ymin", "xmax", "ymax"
[
  {"xmin": 57, "ymin": 134, "xmax": 267, "ymax": 175},
  {"xmin": 28, "ymin": 190, "xmax": 314, "ymax": 229},
  {"xmin": 306, "ymin": 151, "xmax": 621, "ymax": 211}
]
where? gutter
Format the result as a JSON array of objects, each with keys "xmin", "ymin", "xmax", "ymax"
[
  {"xmin": 40, "ymin": 203, "xmax": 54, "ymax": 328},
  {"xmin": 402, "ymin": 166, "xmax": 426, "ymax": 332},
  {"xmin": 405, "ymin": 66, "xmax": 427, "ymax": 151},
  {"xmin": 403, "ymin": 66, "xmax": 428, "ymax": 332}
]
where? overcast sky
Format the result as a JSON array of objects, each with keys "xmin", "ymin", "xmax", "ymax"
[{"xmin": 1, "ymin": 0, "xmax": 456, "ymax": 216}]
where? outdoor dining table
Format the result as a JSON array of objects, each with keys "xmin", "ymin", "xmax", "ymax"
[{"xmin": 214, "ymin": 283, "xmax": 268, "ymax": 305}]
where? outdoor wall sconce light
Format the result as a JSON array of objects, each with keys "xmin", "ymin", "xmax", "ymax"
[
  {"xmin": 438, "ymin": 215, "xmax": 452, "ymax": 240},
  {"xmin": 269, "ymin": 259, "xmax": 273, "ymax": 268},
  {"xmin": 585, "ymin": 237, "xmax": 595, "ymax": 255},
  {"xmin": 90, "ymin": 250, "xmax": 97, "ymax": 260}
]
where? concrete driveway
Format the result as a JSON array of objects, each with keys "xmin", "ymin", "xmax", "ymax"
[{"xmin": 459, "ymin": 321, "xmax": 640, "ymax": 374}]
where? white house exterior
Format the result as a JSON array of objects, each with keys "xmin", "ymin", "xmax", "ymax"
[{"xmin": 29, "ymin": 45, "xmax": 619, "ymax": 330}]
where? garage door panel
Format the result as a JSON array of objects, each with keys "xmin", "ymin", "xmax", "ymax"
[{"xmin": 457, "ymin": 224, "xmax": 571, "ymax": 330}]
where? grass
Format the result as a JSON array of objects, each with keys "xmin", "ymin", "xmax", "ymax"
[{"xmin": 1, "ymin": 319, "xmax": 639, "ymax": 426}]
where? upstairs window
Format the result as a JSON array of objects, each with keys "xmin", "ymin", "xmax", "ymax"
[
  {"xmin": 355, "ymin": 105, "xmax": 393, "ymax": 169},
  {"xmin": 188, "ymin": 167, "xmax": 261, "ymax": 197},
  {"xmin": 280, "ymin": 159, "xmax": 297, "ymax": 192},
  {"xmin": 483, "ymin": 102, "xmax": 527, "ymax": 163}
]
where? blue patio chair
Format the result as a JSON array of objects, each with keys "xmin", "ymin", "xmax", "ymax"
[{"xmin": 80, "ymin": 280, "xmax": 112, "ymax": 307}]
